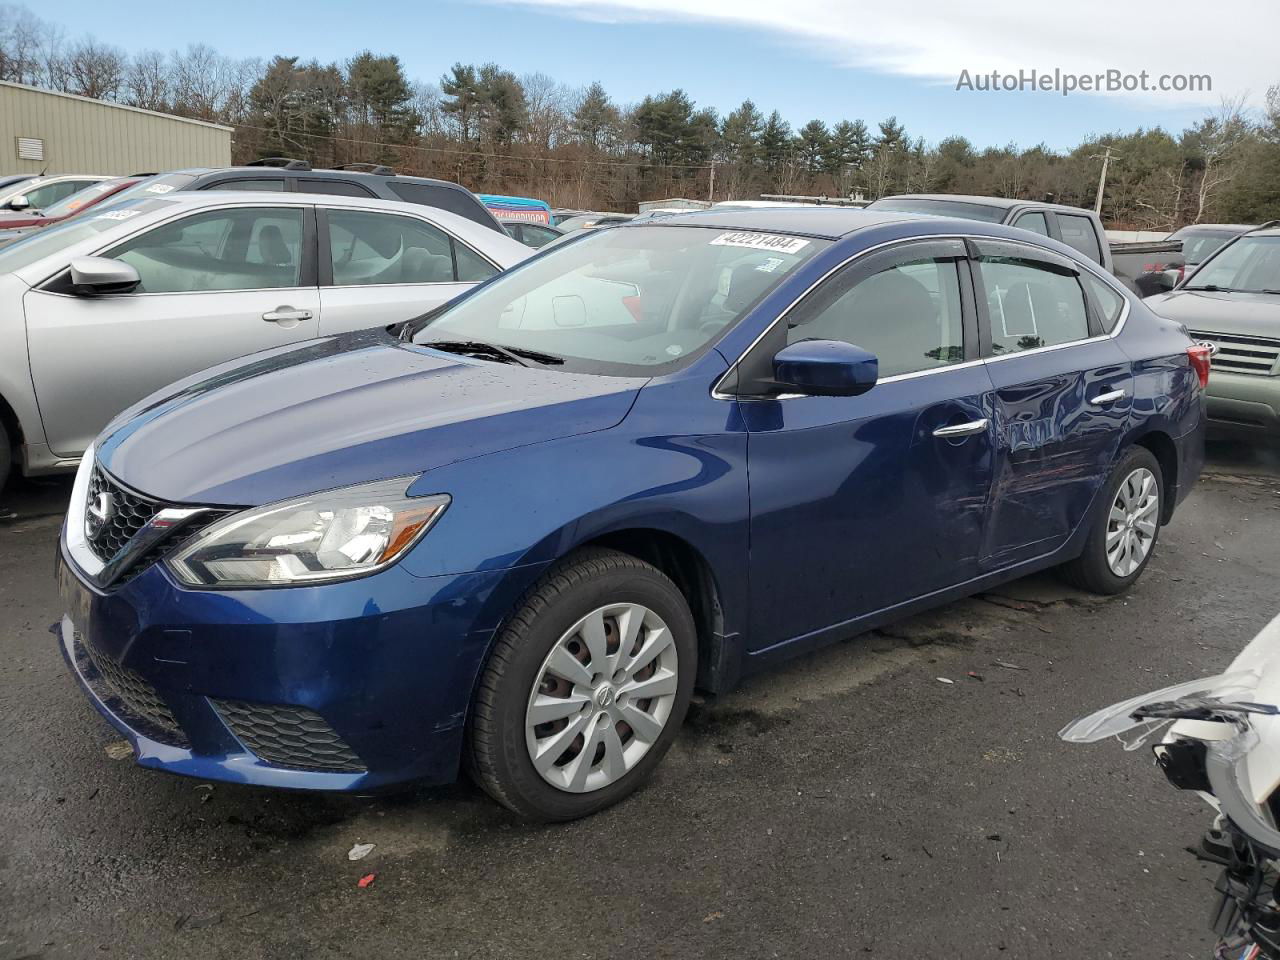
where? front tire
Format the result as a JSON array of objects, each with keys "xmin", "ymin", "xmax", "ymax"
[
  {"xmin": 0, "ymin": 420, "xmax": 10, "ymax": 494},
  {"xmin": 468, "ymin": 548, "xmax": 697, "ymax": 821},
  {"xmin": 1061, "ymin": 446, "xmax": 1163, "ymax": 595}
]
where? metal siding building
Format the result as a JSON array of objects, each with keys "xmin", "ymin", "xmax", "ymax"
[{"xmin": 0, "ymin": 81, "xmax": 232, "ymax": 176}]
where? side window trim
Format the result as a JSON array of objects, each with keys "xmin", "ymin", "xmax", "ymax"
[{"xmin": 732, "ymin": 237, "xmax": 972, "ymax": 395}]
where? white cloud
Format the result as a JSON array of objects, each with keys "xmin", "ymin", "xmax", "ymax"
[{"xmin": 499, "ymin": 0, "xmax": 1276, "ymax": 109}]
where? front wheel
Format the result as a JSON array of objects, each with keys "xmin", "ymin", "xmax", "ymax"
[
  {"xmin": 1060, "ymin": 446, "xmax": 1163, "ymax": 595},
  {"xmin": 468, "ymin": 548, "xmax": 697, "ymax": 821}
]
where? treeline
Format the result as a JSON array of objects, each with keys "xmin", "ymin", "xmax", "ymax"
[{"xmin": 3, "ymin": 3, "xmax": 1279, "ymax": 226}]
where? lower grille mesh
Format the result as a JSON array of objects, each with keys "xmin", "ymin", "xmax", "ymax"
[
  {"xmin": 80, "ymin": 637, "xmax": 188, "ymax": 747},
  {"xmin": 212, "ymin": 699, "xmax": 365, "ymax": 772}
]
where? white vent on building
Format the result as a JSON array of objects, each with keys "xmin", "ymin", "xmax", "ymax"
[{"xmin": 16, "ymin": 137, "xmax": 44, "ymax": 161}]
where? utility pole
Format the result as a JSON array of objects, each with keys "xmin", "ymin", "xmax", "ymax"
[
  {"xmin": 1091, "ymin": 145, "xmax": 1116, "ymax": 216},
  {"xmin": 707, "ymin": 163, "xmax": 716, "ymax": 202}
]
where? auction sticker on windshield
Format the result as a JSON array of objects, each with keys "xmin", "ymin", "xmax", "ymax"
[{"xmin": 710, "ymin": 232, "xmax": 810, "ymax": 254}]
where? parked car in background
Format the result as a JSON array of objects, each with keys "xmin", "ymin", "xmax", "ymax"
[
  {"xmin": 556, "ymin": 212, "xmax": 635, "ymax": 233},
  {"xmin": 500, "ymin": 218, "xmax": 564, "ymax": 248},
  {"xmin": 54, "ymin": 208, "xmax": 1204, "ymax": 821},
  {"xmin": 0, "ymin": 177, "xmax": 143, "ymax": 246},
  {"xmin": 552, "ymin": 208, "xmax": 591, "ymax": 225},
  {"xmin": 0, "ymin": 174, "xmax": 111, "ymax": 212},
  {"xmin": 1146, "ymin": 223, "xmax": 1280, "ymax": 436},
  {"xmin": 1134, "ymin": 224, "xmax": 1258, "ymax": 296},
  {"xmin": 479, "ymin": 194, "xmax": 554, "ymax": 226},
  {"xmin": 0, "ymin": 190, "xmax": 529, "ymax": 489},
  {"xmin": 866, "ymin": 193, "xmax": 1181, "ymax": 294},
  {"xmin": 75, "ymin": 160, "xmax": 506, "ymax": 234}
]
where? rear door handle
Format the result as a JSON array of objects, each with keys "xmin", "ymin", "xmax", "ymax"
[
  {"xmin": 262, "ymin": 306, "xmax": 313, "ymax": 323},
  {"xmin": 1089, "ymin": 389, "xmax": 1126, "ymax": 406},
  {"xmin": 932, "ymin": 418, "xmax": 990, "ymax": 438}
]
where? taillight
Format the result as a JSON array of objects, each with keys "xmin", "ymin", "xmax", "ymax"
[
  {"xmin": 1176, "ymin": 265, "xmax": 1186, "ymax": 284},
  {"xmin": 1187, "ymin": 344, "xmax": 1211, "ymax": 388}
]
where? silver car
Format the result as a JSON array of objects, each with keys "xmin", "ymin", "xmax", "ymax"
[{"xmin": 0, "ymin": 191, "xmax": 530, "ymax": 488}]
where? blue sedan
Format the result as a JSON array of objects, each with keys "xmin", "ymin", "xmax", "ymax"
[{"xmin": 56, "ymin": 209, "xmax": 1208, "ymax": 820}]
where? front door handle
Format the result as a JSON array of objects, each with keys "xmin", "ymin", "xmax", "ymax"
[
  {"xmin": 262, "ymin": 306, "xmax": 313, "ymax": 324},
  {"xmin": 1089, "ymin": 388, "xmax": 1126, "ymax": 406},
  {"xmin": 932, "ymin": 418, "xmax": 990, "ymax": 438}
]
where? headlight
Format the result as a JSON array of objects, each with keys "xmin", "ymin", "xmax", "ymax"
[{"xmin": 168, "ymin": 478, "xmax": 448, "ymax": 588}]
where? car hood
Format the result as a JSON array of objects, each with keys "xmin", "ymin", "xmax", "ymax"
[
  {"xmin": 97, "ymin": 331, "xmax": 646, "ymax": 506},
  {"xmin": 1146, "ymin": 289, "xmax": 1280, "ymax": 339}
]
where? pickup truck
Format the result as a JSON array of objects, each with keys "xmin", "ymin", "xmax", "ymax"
[{"xmin": 866, "ymin": 194, "xmax": 1180, "ymax": 295}]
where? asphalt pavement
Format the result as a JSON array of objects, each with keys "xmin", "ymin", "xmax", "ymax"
[{"xmin": 2, "ymin": 438, "xmax": 1279, "ymax": 959}]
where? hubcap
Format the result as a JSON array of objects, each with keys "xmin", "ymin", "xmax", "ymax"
[
  {"xmin": 525, "ymin": 603, "xmax": 679, "ymax": 794},
  {"xmin": 1106, "ymin": 467, "xmax": 1159, "ymax": 577}
]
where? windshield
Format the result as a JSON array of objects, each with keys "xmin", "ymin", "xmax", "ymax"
[
  {"xmin": 867, "ymin": 198, "xmax": 1007, "ymax": 223},
  {"xmin": 413, "ymin": 224, "xmax": 829, "ymax": 375},
  {"xmin": 0, "ymin": 199, "xmax": 168, "ymax": 275},
  {"xmin": 1187, "ymin": 236, "xmax": 1280, "ymax": 293},
  {"xmin": 99, "ymin": 173, "xmax": 198, "ymax": 208},
  {"xmin": 40, "ymin": 179, "xmax": 125, "ymax": 218},
  {"xmin": 1173, "ymin": 229, "xmax": 1245, "ymax": 265}
]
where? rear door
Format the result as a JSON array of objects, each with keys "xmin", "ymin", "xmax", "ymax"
[
  {"xmin": 971, "ymin": 238, "xmax": 1133, "ymax": 569},
  {"xmin": 25, "ymin": 203, "xmax": 320, "ymax": 457},
  {"xmin": 317, "ymin": 207, "xmax": 499, "ymax": 333}
]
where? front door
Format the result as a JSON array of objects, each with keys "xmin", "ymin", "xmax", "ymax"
[
  {"xmin": 25, "ymin": 204, "xmax": 320, "ymax": 458},
  {"xmin": 738, "ymin": 239, "xmax": 998, "ymax": 653},
  {"xmin": 969, "ymin": 239, "xmax": 1133, "ymax": 568}
]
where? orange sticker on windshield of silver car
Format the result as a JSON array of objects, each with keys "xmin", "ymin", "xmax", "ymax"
[{"xmin": 709, "ymin": 232, "xmax": 810, "ymax": 254}]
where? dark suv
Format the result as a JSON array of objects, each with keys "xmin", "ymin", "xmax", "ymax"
[{"xmin": 100, "ymin": 159, "xmax": 504, "ymax": 233}]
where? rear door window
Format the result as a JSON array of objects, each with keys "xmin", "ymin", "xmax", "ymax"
[
  {"xmin": 326, "ymin": 209, "xmax": 495, "ymax": 285},
  {"xmin": 976, "ymin": 255, "xmax": 1090, "ymax": 354},
  {"xmin": 202, "ymin": 178, "xmax": 289, "ymax": 192},
  {"xmin": 298, "ymin": 178, "xmax": 376, "ymax": 198},
  {"xmin": 1081, "ymin": 272, "xmax": 1126, "ymax": 332},
  {"xmin": 1055, "ymin": 214, "xmax": 1103, "ymax": 263}
]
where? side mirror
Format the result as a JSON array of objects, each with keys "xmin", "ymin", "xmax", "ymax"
[
  {"xmin": 7, "ymin": 195, "xmax": 30, "ymax": 211},
  {"xmin": 772, "ymin": 339, "xmax": 878, "ymax": 397},
  {"xmin": 68, "ymin": 256, "xmax": 141, "ymax": 296}
]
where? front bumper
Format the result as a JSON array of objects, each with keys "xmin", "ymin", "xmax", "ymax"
[
  {"xmin": 1205, "ymin": 371, "xmax": 1280, "ymax": 435},
  {"xmin": 56, "ymin": 543, "xmax": 544, "ymax": 791}
]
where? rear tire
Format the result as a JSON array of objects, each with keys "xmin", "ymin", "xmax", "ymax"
[
  {"xmin": 1060, "ymin": 446, "xmax": 1163, "ymax": 595},
  {"xmin": 468, "ymin": 548, "xmax": 696, "ymax": 821}
]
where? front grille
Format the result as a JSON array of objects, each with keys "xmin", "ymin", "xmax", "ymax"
[
  {"xmin": 79, "ymin": 636, "xmax": 188, "ymax": 747},
  {"xmin": 1191, "ymin": 331, "xmax": 1280, "ymax": 377},
  {"xmin": 212, "ymin": 700, "xmax": 366, "ymax": 773},
  {"xmin": 86, "ymin": 465, "xmax": 160, "ymax": 563},
  {"xmin": 84, "ymin": 463, "xmax": 231, "ymax": 585}
]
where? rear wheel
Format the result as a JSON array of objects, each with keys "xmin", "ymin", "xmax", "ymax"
[
  {"xmin": 468, "ymin": 548, "xmax": 696, "ymax": 821},
  {"xmin": 1061, "ymin": 446, "xmax": 1163, "ymax": 595}
]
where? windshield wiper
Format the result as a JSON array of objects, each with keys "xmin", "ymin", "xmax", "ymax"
[
  {"xmin": 1182, "ymin": 284, "xmax": 1236, "ymax": 292},
  {"xmin": 420, "ymin": 340, "xmax": 531, "ymax": 367}
]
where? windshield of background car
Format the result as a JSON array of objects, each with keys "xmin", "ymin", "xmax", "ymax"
[
  {"xmin": 867, "ymin": 198, "xmax": 1007, "ymax": 222},
  {"xmin": 415, "ymin": 225, "xmax": 830, "ymax": 375},
  {"xmin": 1174, "ymin": 229, "xmax": 1242, "ymax": 264},
  {"xmin": 0, "ymin": 199, "xmax": 172, "ymax": 275},
  {"xmin": 97, "ymin": 173, "xmax": 198, "ymax": 208},
  {"xmin": 40, "ymin": 179, "xmax": 125, "ymax": 218},
  {"xmin": 1191, "ymin": 236, "xmax": 1280, "ymax": 293}
]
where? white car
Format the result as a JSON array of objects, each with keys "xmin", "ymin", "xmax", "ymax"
[
  {"xmin": 0, "ymin": 191, "xmax": 530, "ymax": 487},
  {"xmin": 0, "ymin": 174, "xmax": 111, "ymax": 212}
]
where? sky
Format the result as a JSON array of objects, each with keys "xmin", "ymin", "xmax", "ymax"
[{"xmin": 36, "ymin": 0, "xmax": 1279, "ymax": 150}]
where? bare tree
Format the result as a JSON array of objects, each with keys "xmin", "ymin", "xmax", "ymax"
[
  {"xmin": 63, "ymin": 39, "xmax": 126, "ymax": 100},
  {"xmin": 123, "ymin": 50, "xmax": 169, "ymax": 111},
  {"xmin": 1187, "ymin": 96, "xmax": 1250, "ymax": 224}
]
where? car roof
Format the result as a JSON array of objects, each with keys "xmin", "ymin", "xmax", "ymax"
[
  {"xmin": 873, "ymin": 194, "xmax": 1093, "ymax": 215},
  {"xmin": 624, "ymin": 207, "xmax": 917, "ymax": 240}
]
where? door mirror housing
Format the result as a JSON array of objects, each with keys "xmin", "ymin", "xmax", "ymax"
[
  {"xmin": 7, "ymin": 194, "xmax": 30, "ymax": 211},
  {"xmin": 772, "ymin": 339, "xmax": 878, "ymax": 397},
  {"xmin": 68, "ymin": 256, "xmax": 141, "ymax": 296}
]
